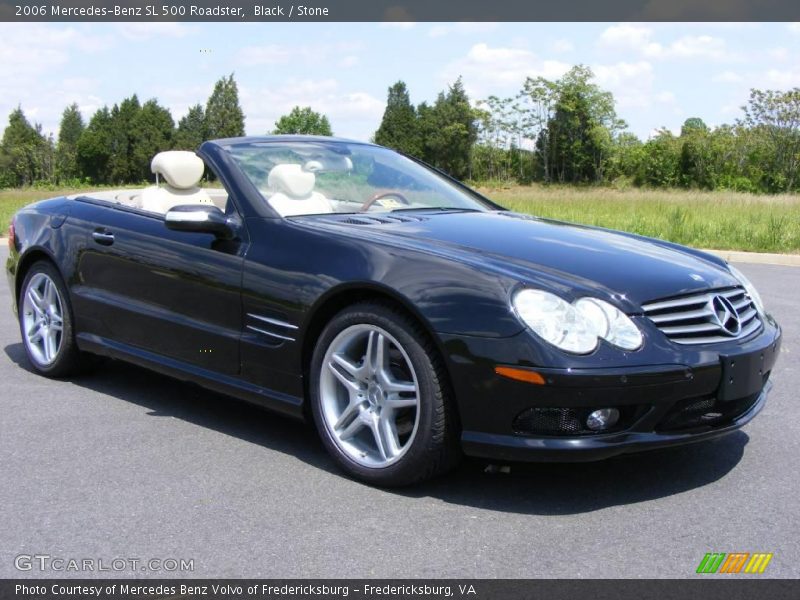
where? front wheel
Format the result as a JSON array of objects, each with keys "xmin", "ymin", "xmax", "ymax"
[
  {"xmin": 19, "ymin": 261, "xmax": 86, "ymax": 377},
  {"xmin": 310, "ymin": 302, "xmax": 460, "ymax": 486}
]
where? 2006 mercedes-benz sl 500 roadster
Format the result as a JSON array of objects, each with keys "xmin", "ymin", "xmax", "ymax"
[{"xmin": 7, "ymin": 136, "xmax": 781, "ymax": 485}]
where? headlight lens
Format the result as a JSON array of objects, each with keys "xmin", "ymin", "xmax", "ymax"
[
  {"xmin": 728, "ymin": 264, "xmax": 765, "ymax": 315},
  {"xmin": 513, "ymin": 290, "xmax": 643, "ymax": 354},
  {"xmin": 513, "ymin": 290, "xmax": 598, "ymax": 354},
  {"xmin": 574, "ymin": 298, "xmax": 643, "ymax": 351}
]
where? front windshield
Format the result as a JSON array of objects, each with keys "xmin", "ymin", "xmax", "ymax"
[{"xmin": 225, "ymin": 140, "xmax": 491, "ymax": 217}]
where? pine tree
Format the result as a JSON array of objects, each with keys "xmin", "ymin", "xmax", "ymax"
[
  {"xmin": 205, "ymin": 74, "xmax": 245, "ymax": 140},
  {"xmin": 77, "ymin": 107, "xmax": 114, "ymax": 184},
  {"xmin": 0, "ymin": 107, "xmax": 53, "ymax": 186},
  {"xmin": 417, "ymin": 78, "xmax": 478, "ymax": 179},
  {"xmin": 56, "ymin": 103, "xmax": 85, "ymax": 182},
  {"xmin": 374, "ymin": 81, "xmax": 420, "ymax": 156},
  {"xmin": 174, "ymin": 104, "xmax": 207, "ymax": 150},
  {"xmin": 131, "ymin": 99, "xmax": 175, "ymax": 181}
]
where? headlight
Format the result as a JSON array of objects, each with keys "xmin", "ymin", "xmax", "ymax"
[
  {"xmin": 727, "ymin": 264, "xmax": 765, "ymax": 315},
  {"xmin": 513, "ymin": 290, "xmax": 643, "ymax": 354},
  {"xmin": 513, "ymin": 290, "xmax": 598, "ymax": 354},
  {"xmin": 573, "ymin": 298, "xmax": 643, "ymax": 350}
]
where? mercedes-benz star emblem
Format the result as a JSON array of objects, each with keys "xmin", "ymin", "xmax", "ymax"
[{"xmin": 708, "ymin": 295, "xmax": 741, "ymax": 336}]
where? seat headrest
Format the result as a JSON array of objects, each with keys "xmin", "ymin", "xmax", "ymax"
[
  {"xmin": 151, "ymin": 151, "xmax": 205, "ymax": 190},
  {"xmin": 268, "ymin": 164, "xmax": 315, "ymax": 199}
]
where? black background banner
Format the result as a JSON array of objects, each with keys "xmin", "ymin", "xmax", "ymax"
[
  {"xmin": 1, "ymin": 580, "xmax": 799, "ymax": 600},
  {"xmin": 1, "ymin": 0, "xmax": 800, "ymax": 22}
]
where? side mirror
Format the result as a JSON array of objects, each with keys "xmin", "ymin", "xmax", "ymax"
[{"xmin": 164, "ymin": 204, "xmax": 234, "ymax": 240}]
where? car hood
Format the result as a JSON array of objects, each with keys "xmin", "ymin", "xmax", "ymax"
[{"xmin": 310, "ymin": 211, "xmax": 739, "ymax": 308}]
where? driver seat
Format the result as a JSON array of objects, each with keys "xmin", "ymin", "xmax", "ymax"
[
  {"xmin": 140, "ymin": 151, "xmax": 213, "ymax": 214},
  {"xmin": 267, "ymin": 164, "xmax": 332, "ymax": 216}
]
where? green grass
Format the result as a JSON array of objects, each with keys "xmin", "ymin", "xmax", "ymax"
[
  {"xmin": 479, "ymin": 185, "xmax": 800, "ymax": 254},
  {"xmin": 3, "ymin": 184, "xmax": 800, "ymax": 253},
  {"xmin": 0, "ymin": 186, "xmax": 101, "ymax": 235}
]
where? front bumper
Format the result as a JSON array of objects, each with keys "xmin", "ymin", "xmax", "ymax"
[
  {"xmin": 442, "ymin": 319, "xmax": 781, "ymax": 462},
  {"xmin": 462, "ymin": 381, "xmax": 770, "ymax": 462}
]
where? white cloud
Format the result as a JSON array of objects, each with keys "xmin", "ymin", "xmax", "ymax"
[
  {"xmin": 598, "ymin": 24, "xmax": 654, "ymax": 52},
  {"xmin": 115, "ymin": 23, "xmax": 195, "ymax": 41},
  {"xmin": 712, "ymin": 70, "xmax": 744, "ymax": 84},
  {"xmin": 428, "ymin": 23, "xmax": 498, "ymax": 38},
  {"xmin": 236, "ymin": 42, "xmax": 363, "ymax": 68},
  {"xmin": 787, "ymin": 23, "xmax": 800, "ymax": 34},
  {"xmin": 239, "ymin": 78, "xmax": 383, "ymax": 139},
  {"xmin": 237, "ymin": 44, "xmax": 293, "ymax": 66},
  {"xmin": 593, "ymin": 61, "xmax": 660, "ymax": 110},
  {"xmin": 0, "ymin": 24, "xmax": 113, "ymax": 136},
  {"xmin": 551, "ymin": 39, "xmax": 574, "ymax": 54},
  {"xmin": 442, "ymin": 43, "xmax": 570, "ymax": 97},
  {"xmin": 762, "ymin": 67, "xmax": 800, "ymax": 88},
  {"xmin": 598, "ymin": 24, "xmax": 733, "ymax": 62}
]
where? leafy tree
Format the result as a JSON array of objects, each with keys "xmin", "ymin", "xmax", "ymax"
[
  {"xmin": 205, "ymin": 74, "xmax": 245, "ymax": 140},
  {"xmin": 0, "ymin": 107, "xmax": 53, "ymax": 186},
  {"xmin": 107, "ymin": 95, "xmax": 142, "ymax": 183},
  {"xmin": 56, "ymin": 103, "xmax": 84, "ymax": 182},
  {"xmin": 174, "ymin": 104, "xmax": 207, "ymax": 150},
  {"xmin": 272, "ymin": 106, "xmax": 333, "ymax": 136},
  {"xmin": 634, "ymin": 130, "xmax": 681, "ymax": 187},
  {"xmin": 739, "ymin": 88, "xmax": 800, "ymax": 192},
  {"xmin": 374, "ymin": 81, "xmax": 420, "ymax": 156},
  {"xmin": 76, "ymin": 107, "xmax": 114, "ymax": 183},
  {"xmin": 131, "ymin": 99, "xmax": 175, "ymax": 181},
  {"xmin": 542, "ymin": 66, "xmax": 625, "ymax": 183},
  {"xmin": 417, "ymin": 78, "xmax": 478, "ymax": 179}
]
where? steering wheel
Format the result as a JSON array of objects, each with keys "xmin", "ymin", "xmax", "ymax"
[{"xmin": 360, "ymin": 190, "xmax": 411, "ymax": 212}]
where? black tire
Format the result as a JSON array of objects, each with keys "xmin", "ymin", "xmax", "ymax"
[
  {"xmin": 18, "ymin": 260, "xmax": 88, "ymax": 378},
  {"xmin": 309, "ymin": 301, "xmax": 461, "ymax": 486}
]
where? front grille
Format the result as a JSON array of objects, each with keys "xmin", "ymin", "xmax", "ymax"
[
  {"xmin": 657, "ymin": 393, "xmax": 761, "ymax": 432},
  {"xmin": 642, "ymin": 287, "xmax": 761, "ymax": 345}
]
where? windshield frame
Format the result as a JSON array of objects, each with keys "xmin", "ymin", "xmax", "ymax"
[{"xmin": 218, "ymin": 138, "xmax": 504, "ymax": 219}]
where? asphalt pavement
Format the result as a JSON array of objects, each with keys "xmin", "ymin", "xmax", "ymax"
[{"xmin": 1, "ymin": 248, "xmax": 798, "ymax": 578}]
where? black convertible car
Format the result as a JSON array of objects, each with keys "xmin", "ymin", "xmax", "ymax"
[{"xmin": 6, "ymin": 136, "xmax": 781, "ymax": 485}]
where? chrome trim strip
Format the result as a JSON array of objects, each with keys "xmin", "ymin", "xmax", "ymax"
[
  {"xmin": 246, "ymin": 324, "xmax": 295, "ymax": 342},
  {"xmin": 247, "ymin": 313, "xmax": 299, "ymax": 330}
]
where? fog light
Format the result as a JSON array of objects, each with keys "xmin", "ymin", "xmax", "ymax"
[{"xmin": 586, "ymin": 408, "xmax": 620, "ymax": 431}]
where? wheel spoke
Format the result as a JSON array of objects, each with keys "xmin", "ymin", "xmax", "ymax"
[
  {"xmin": 385, "ymin": 393, "xmax": 418, "ymax": 410},
  {"xmin": 43, "ymin": 278, "xmax": 55, "ymax": 306},
  {"xmin": 365, "ymin": 330, "xmax": 388, "ymax": 376},
  {"xmin": 337, "ymin": 411, "xmax": 367, "ymax": 440},
  {"xmin": 43, "ymin": 328, "xmax": 57, "ymax": 362},
  {"xmin": 369, "ymin": 412, "xmax": 399, "ymax": 460},
  {"xmin": 328, "ymin": 358, "xmax": 360, "ymax": 393},
  {"xmin": 27, "ymin": 289, "xmax": 45, "ymax": 317},
  {"xmin": 28, "ymin": 325, "xmax": 44, "ymax": 344},
  {"xmin": 333, "ymin": 400, "xmax": 362, "ymax": 431}
]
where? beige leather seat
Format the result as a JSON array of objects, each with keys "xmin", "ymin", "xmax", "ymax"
[
  {"xmin": 140, "ymin": 151, "xmax": 213, "ymax": 214},
  {"xmin": 267, "ymin": 164, "xmax": 332, "ymax": 217}
]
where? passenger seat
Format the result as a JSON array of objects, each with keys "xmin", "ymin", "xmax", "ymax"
[{"xmin": 140, "ymin": 151, "xmax": 214, "ymax": 214}]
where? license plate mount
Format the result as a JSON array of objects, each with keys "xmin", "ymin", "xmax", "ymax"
[{"xmin": 718, "ymin": 351, "xmax": 767, "ymax": 401}]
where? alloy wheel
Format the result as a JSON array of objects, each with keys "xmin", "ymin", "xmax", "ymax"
[
  {"xmin": 22, "ymin": 272, "xmax": 65, "ymax": 366},
  {"xmin": 319, "ymin": 324, "xmax": 421, "ymax": 468}
]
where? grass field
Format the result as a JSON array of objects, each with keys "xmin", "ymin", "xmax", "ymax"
[
  {"xmin": 480, "ymin": 185, "xmax": 800, "ymax": 254},
  {"xmin": 2, "ymin": 185, "xmax": 799, "ymax": 253}
]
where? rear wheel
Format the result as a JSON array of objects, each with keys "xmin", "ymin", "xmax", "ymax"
[
  {"xmin": 19, "ymin": 261, "xmax": 85, "ymax": 377},
  {"xmin": 310, "ymin": 302, "xmax": 460, "ymax": 486}
]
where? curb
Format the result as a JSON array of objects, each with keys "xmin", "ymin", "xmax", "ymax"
[
  {"xmin": 0, "ymin": 237, "xmax": 797, "ymax": 266},
  {"xmin": 701, "ymin": 249, "xmax": 800, "ymax": 267}
]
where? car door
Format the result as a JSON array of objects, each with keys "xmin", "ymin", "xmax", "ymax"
[{"xmin": 68, "ymin": 194, "xmax": 247, "ymax": 376}]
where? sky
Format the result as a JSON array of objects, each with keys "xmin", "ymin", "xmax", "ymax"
[{"xmin": 1, "ymin": 22, "xmax": 799, "ymax": 143}]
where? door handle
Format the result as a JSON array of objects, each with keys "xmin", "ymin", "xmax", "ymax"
[{"xmin": 92, "ymin": 229, "xmax": 115, "ymax": 246}]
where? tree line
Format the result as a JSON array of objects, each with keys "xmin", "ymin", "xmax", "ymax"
[
  {"xmin": 2, "ymin": 68, "xmax": 800, "ymax": 194},
  {"xmin": 375, "ymin": 67, "xmax": 800, "ymax": 194}
]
